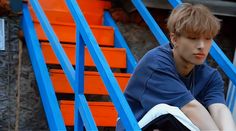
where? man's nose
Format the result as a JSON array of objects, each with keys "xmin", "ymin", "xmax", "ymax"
[{"xmin": 197, "ymin": 40, "xmax": 204, "ymax": 50}]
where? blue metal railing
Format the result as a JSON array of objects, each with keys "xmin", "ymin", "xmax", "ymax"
[
  {"xmin": 29, "ymin": 0, "xmax": 75, "ymax": 89},
  {"xmin": 104, "ymin": 11, "xmax": 137, "ymax": 73},
  {"xmin": 74, "ymin": 29, "xmax": 85, "ymax": 131},
  {"xmin": 24, "ymin": 0, "xmax": 141, "ymax": 130},
  {"xmin": 22, "ymin": 3, "xmax": 66, "ymax": 130},
  {"xmin": 227, "ymin": 80, "xmax": 236, "ymax": 112},
  {"xmin": 65, "ymin": 0, "xmax": 140, "ymax": 130},
  {"xmin": 131, "ymin": 0, "xmax": 169, "ymax": 45},
  {"xmin": 28, "ymin": 0, "xmax": 97, "ymax": 130},
  {"xmin": 23, "ymin": 0, "xmax": 236, "ymax": 129},
  {"xmin": 226, "ymin": 49, "xmax": 236, "ymax": 112},
  {"xmin": 131, "ymin": 0, "xmax": 236, "ymax": 98}
]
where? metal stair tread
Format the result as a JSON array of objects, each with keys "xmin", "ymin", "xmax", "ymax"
[
  {"xmin": 49, "ymin": 69, "xmax": 130, "ymax": 95},
  {"xmin": 41, "ymin": 42, "xmax": 127, "ymax": 68},
  {"xmin": 34, "ymin": 23, "xmax": 115, "ymax": 46},
  {"xmin": 30, "ymin": 8, "xmax": 104, "ymax": 26},
  {"xmin": 28, "ymin": 0, "xmax": 111, "ymax": 13},
  {"xmin": 60, "ymin": 101, "xmax": 117, "ymax": 126}
]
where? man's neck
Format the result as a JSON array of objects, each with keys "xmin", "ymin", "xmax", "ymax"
[{"xmin": 173, "ymin": 50, "xmax": 194, "ymax": 77}]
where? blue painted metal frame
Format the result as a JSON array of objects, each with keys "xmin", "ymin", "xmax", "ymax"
[
  {"xmin": 227, "ymin": 82, "xmax": 236, "ymax": 112},
  {"xmin": 21, "ymin": 3, "xmax": 66, "ymax": 130},
  {"xmin": 65, "ymin": 0, "xmax": 141, "ymax": 130},
  {"xmin": 30, "ymin": 0, "xmax": 76, "ymax": 89},
  {"xmin": 132, "ymin": 0, "xmax": 236, "ymax": 95},
  {"xmin": 168, "ymin": 0, "xmax": 182, "ymax": 7},
  {"xmin": 104, "ymin": 11, "xmax": 137, "ymax": 73},
  {"xmin": 226, "ymin": 49, "xmax": 236, "ymax": 112},
  {"xmin": 29, "ymin": 0, "xmax": 97, "ymax": 130},
  {"xmin": 209, "ymin": 42, "xmax": 236, "ymax": 90},
  {"xmin": 74, "ymin": 28, "xmax": 85, "ymax": 131},
  {"xmin": 131, "ymin": 0, "xmax": 169, "ymax": 45}
]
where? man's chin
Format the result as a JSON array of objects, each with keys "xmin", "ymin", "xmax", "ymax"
[{"xmin": 194, "ymin": 60, "xmax": 205, "ymax": 65}]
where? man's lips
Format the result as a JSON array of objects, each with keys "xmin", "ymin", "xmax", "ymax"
[{"xmin": 194, "ymin": 53, "xmax": 205, "ymax": 59}]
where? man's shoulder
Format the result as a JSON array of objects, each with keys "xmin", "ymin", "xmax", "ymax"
[
  {"xmin": 141, "ymin": 44, "xmax": 174, "ymax": 69},
  {"xmin": 147, "ymin": 44, "xmax": 172, "ymax": 56}
]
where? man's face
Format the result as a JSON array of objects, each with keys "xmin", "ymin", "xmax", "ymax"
[{"xmin": 173, "ymin": 35, "xmax": 212, "ymax": 65}]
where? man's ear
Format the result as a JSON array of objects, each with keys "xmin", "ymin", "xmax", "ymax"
[
  {"xmin": 170, "ymin": 33, "xmax": 177, "ymax": 48},
  {"xmin": 170, "ymin": 33, "xmax": 176, "ymax": 44}
]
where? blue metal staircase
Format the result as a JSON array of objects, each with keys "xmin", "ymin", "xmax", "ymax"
[{"xmin": 21, "ymin": 0, "xmax": 236, "ymax": 130}]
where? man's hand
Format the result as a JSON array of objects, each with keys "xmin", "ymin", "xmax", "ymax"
[
  {"xmin": 208, "ymin": 103, "xmax": 236, "ymax": 131},
  {"xmin": 181, "ymin": 99, "xmax": 219, "ymax": 130}
]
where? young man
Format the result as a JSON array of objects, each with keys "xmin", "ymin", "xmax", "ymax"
[{"xmin": 116, "ymin": 3, "xmax": 236, "ymax": 130}]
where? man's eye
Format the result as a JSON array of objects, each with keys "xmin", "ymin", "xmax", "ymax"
[{"xmin": 205, "ymin": 38, "xmax": 212, "ymax": 40}]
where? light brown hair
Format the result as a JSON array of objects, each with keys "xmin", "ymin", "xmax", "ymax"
[{"xmin": 167, "ymin": 3, "xmax": 221, "ymax": 38}]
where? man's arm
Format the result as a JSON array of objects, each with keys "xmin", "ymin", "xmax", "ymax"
[
  {"xmin": 208, "ymin": 103, "xmax": 236, "ymax": 130},
  {"xmin": 181, "ymin": 99, "xmax": 219, "ymax": 130}
]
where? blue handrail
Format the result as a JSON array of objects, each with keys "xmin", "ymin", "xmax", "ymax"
[
  {"xmin": 22, "ymin": 3, "xmax": 66, "ymax": 130},
  {"xmin": 104, "ymin": 11, "xmax": 137, "ymax": 73},
  {"xmin": 168, "ymin": 0, "xmax": 182, "ymax": 7},
  {"xmin": 30, "ymin": 0, "xmax": 75, "ymax": 89},
  {"xmin": 131, "ymin": 0, "xmax": 236, "ymax": 91},
  {"xmin": 210, "ymin": 42, "xmax": 236, "ymax": 88},
  {"xmin": 227, "ymin": 82, "xmax": 236, "ymax": 112},
  {"xmin": 65, "ymin": 0, "xmax": 141, "ymax": 130},
  {"xmin": 226, "ymin": 49, "xmax": 236, "ymax": 112},
  {"xmin": 74, "ymin": 28, "xmax": 85, "ymax": 130},
  {"xmin": 131, "ymin": 0, "xmax": 169, "ymax": 45},
  {"xmin": 29, "ymin": 0, "xmax": 97, "ymax": 130}
]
